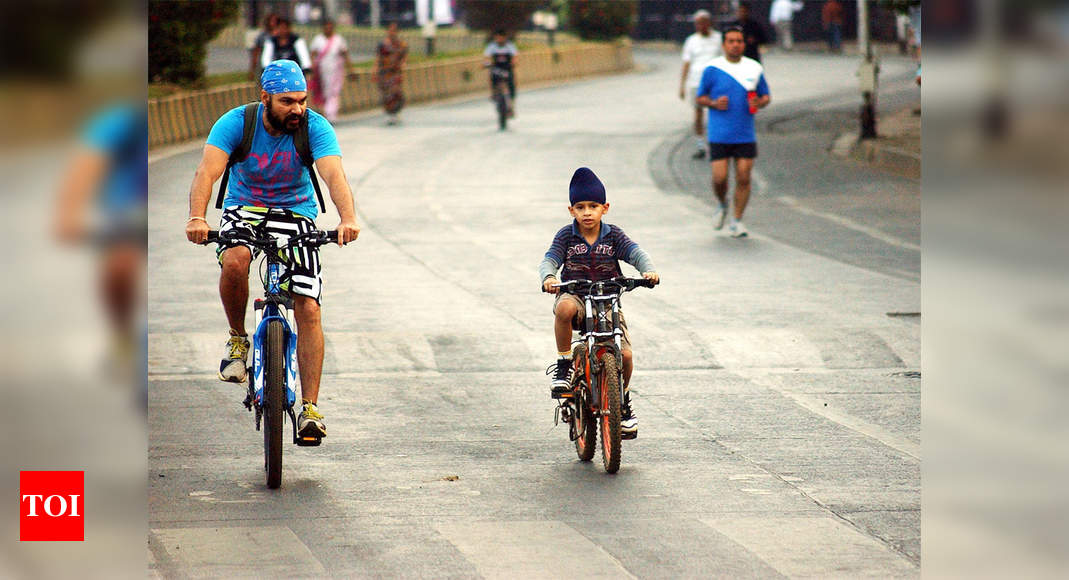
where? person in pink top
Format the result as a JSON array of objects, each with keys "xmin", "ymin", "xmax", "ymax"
[{"xmin": 310, "ymin": 20, "xmax": 350, "ymax": 123}]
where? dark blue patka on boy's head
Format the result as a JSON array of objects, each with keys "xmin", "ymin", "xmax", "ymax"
[{"xmin": 569, "ymin": 167, "xmax": 606, "ymax": 205}]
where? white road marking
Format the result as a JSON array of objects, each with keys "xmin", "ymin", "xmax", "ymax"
[
  {"xmin": 739, "ymin": 370, "xmax": 921, "ymax": 460},
  {"xmin": 776, "ymin": 195, "xmax": 921, "ymax": 252},
  {"xmin": 437, "ymin": 520, "xmax": 636, "ymax": 579},
  {"xmin": 151, "ymin": 526, "xmax": 327, "ymax": 577},
  {"xmin": 702, "ymin": 516, "xmax": 917, "ymax": 578}
]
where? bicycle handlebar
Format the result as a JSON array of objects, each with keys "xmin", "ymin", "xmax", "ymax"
[
  {"xmin": 203, "ymin": 229, "xmax": 339, "ymax": 248},
  {"xmin": 544, "ymin": 277, "xmax": 656, "ymax": 294}
]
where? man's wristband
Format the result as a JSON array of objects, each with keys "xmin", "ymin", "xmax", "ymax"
[{"xmin": 187, "ymin": 216, "xmax": 208, "ymax": 224}]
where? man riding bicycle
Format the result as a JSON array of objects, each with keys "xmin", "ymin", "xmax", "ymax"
[
  {"xmin": 184, "ymin": 60, "xmax": 360, "ymax": 439},
  {"xmin": 482, "ymin": 29, "xmax": 518, "ymax": 117}
]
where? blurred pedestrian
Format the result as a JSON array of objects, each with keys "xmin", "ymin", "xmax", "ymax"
[
  {"xmin": 696, "ymin": 27, "xmax": 771, "ymax": 238},
  {"xmin": 679, "ymin": 10, "xmax": 723, "ymax": 160},
  {"xmin": 769, "ymin": 0, "xmax": 803, "ymax": 51},
  {"xmin": 262, "ymin": 18, "xmax": 312, "ymax": 73},
  {"xmin": 295, "ymin": 1, "xmax": 312, "ymax": 25},
  {"xmin": 728, "ymin": 2, "xmax": 770, "ymax": 63},
  {"xmin": 310, "ymin": 20, "xmax": 350, "ymax": 122},
  {"xmin": 895, "ymin": 11, "xmax": 912, "ymax": 55},
  {"xmin": 374, "ymin": 23, "xmax": 408, "ymax": 125},
  {"xmin": 54, "ymin": 103, "xmax": 148, "ymax": 386},
  {"xmin": 822, "ymin": 0, "xmax": 844, "ymax": 53},
  {"xmin": 250, "ymin": 13, "xmax": 280, "ymax": 81}
]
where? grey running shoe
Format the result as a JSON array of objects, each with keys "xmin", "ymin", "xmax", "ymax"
[
  {"xmin": 730, "ymin": 221, "xmax": 749, "ymax": 238},
  {"xmin": 218, "ymin": 331, "xmax": 250, "ymax": 383},
  {"xmin": 713, "ymin": 204, "xmax": 728, "ymax": 230}
]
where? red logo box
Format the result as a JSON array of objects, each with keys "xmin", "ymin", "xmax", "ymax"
[{"xmin": 20, "ymin": 471, "xmax": 84, "ymax": 541}]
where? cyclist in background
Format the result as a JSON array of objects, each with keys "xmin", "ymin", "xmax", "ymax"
[
  {"xmin": 184, "ymin": 60, "xmax": 360, "ymax": 439},
  {"xmin": 482, "ymin": 29, "xmax": 518, "ymax": 118}
]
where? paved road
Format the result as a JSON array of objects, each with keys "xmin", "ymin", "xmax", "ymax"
[{"xmin": 149, "ymin": 49, "xmax": 919, "ymax": 577}]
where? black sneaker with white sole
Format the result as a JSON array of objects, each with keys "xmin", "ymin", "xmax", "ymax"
[
  {"xmin": 548, "ymin": 359, "xmax": 572, "ymax": 398},
  {"xmin": 621, "ymin": 393, "xmax": 638, "ymax": 439}
]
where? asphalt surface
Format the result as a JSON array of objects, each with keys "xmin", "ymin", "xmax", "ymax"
[{"xmin": 149, "ymin": 49, "xmax": 920, "ymax": 578}]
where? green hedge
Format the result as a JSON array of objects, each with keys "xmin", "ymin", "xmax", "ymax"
[
  {"xmin": 566, "ymin": 0, "xmax": 636, "ymax": 41},
  {"xmin": 149, "ymin": 0, "xmax": 241, "ymax": 85}
]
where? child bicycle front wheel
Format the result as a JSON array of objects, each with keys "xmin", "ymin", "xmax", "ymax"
[{"xmin": 599, "ymin": 352, "xmax": 622, "ymax": 474}]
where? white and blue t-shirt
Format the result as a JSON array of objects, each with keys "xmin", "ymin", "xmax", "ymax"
[
  {"xmin": 206, "ymin": 103, "xmax": 341, "ymax": 219},
  {"xmin": 696, "ymin": 56, "xmax": 770, "ymax": 144}
]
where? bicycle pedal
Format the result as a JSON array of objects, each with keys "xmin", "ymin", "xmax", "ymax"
[
  {"xmin": 551, "ymin": 391, "xmax": 573, "ymax": 400},
  {"xmin": 295, "ymin": 435, "xmax": 322, "ymax": 447}
]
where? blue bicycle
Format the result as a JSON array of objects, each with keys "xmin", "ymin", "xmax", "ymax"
[{"xmin": 204, "ymin": 227, "xmax": 337, "ymax": 489}]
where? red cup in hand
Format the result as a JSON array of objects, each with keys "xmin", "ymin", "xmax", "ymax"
[{"xmin": 747, "ymin": 91, "xmax": 758, "ymax": 114}]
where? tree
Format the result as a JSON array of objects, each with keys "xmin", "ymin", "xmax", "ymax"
[
  {"xmin": 457, "ymin": 0, "xmax": 542, "ymax": 34},
  {"xmin": 149, "ymin": 0, "xmax": 240, "ymax": 85},
  {"xmin": 566, "ymin": 0, "xmax": 636, "ymax": 41}
]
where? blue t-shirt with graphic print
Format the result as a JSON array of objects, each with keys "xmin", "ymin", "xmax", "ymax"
[
  {"xmin": 544, "ymin": 221, "xmax": 647, "ymax": 282},
  {"xmin": 206, "ymin": 103, "xmax": 341, "ymax": 219},
  {"xmin": 697, "ymin": 55, "xmax": 770, "ymax": 144}
]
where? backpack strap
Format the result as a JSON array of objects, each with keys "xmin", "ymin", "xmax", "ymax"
[
  {"xmin": 293, "ymin": 112, "xmax": 327, "ymax": 212},
  {"xmin": 214, "ymin": 102, "xmax": 327, "ymax": 212},
  {"xmin": 215, "ymin": 102, "xmax": 260, "ymax": 209}
]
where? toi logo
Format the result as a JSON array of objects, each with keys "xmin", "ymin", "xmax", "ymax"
[{"xmin": 20, "ymin": 471, "xmax": 84, "ymax": 541}]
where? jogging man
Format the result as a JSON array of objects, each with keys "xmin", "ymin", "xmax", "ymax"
[
  {"xmin": 185, "ymin": 60, "xmax": 360, "ymax": 438},
  {"xmin": 696, "ymin": 27, "xmax": 771, "ymax": 238}
]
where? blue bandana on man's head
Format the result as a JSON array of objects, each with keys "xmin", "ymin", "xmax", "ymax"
[
  {"xmin": 569, "ymin": 167, "xmax": 606, "ymax": 205},
  {"xmin": 260, "ymin": 60, "xmax": 307, "ymax": 94}
]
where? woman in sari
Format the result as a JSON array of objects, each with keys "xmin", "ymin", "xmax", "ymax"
[
  {"xmin": 374, "ymin": 23, "xmax": 408, "ymax": 125},
  {"xmin": 310, "ymin": 20, "xmax": 350, "ymax": 122}
]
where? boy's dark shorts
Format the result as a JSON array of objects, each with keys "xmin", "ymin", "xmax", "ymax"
[
  {"xmin": 553, "ymin": 293, "xmax": 632, "ymax": 352},
  {"xmin": 709, "ymin": 142, "xmax": 757, "ymax": 160}
]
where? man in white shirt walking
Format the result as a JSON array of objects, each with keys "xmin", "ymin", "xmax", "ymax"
[
  {"xmin": 769, "ymin": 0, "xmax": 803, "ymax": 51},
  {"xmin": 679, "ymin": 10, "xmax": 723, "ymax": 160}
]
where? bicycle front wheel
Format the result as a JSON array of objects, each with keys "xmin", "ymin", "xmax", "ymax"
[
  {"xmin": 263, "ymin": 319, "xmax": 285, "ymax": 489},
  {"xmin": 599, "ymin": 352, "xmax": 622, "ymax": 474}
]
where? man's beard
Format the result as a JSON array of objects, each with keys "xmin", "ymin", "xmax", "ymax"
[{"xmin": 267, "ymin": 106, "xmax": 302, "ymax": 134}]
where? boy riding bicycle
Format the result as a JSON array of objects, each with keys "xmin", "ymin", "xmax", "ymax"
[
  {"xmin": 540, "ymin": 167, "xmax": 660, "ymax": 437},
  {"xmin": 482, "ymin": 29, "xmax": 518, "ymax": 117},
  {"xmin": 184, "ymin": 60, "xmax": 360, "ymax": 439}
]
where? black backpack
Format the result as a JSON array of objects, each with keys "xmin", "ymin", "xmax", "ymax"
[{"xmin": 215, "ymin": 102, "xmax": 326, "ymax": 211}]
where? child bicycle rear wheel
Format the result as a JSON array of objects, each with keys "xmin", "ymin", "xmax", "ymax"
[
  {"xmin": 264, "ymin": 319, "xmax": 285, "ymax": 489},
  {"xmin": 599, "ymin": 352, "xmax": 622, "ymax": 474}
]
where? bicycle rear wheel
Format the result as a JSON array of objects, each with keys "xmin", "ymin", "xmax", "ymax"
[
  {"xmin": 599, "ymin": 352, "xmax": 622, "ymax": 474},
  {"xmin": 496, "ymin": 91, "xmax": 508, "ymax": 130},
  {"xmin": 572, "ymin": 346, "xmax": 596, "ymax": 461},
  {"xmin": 264, "ymin": 319, "xmax": 285, "ymax": 489}
]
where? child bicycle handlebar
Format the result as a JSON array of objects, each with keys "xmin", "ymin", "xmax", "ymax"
[{"xmin": 544, "ymin": 277, "xmax": 656, "ymax": 293}]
